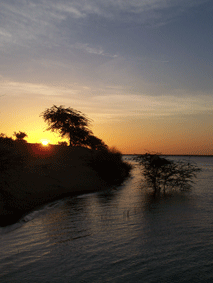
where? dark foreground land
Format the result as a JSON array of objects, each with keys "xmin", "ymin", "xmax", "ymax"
[{"xmin": 0, "ymin": 143, "xmax": 131, "ymax": 226}]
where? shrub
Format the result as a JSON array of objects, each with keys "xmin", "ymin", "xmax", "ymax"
[
  {"xmin": 0, "ymin": 133, "xmax": 14, "ymax": 146},
  {"xmin": 136, "ymin": 153, "xmax": 201, "ymax": 193},
  {"xmin": 89, "ymin": 147, "xmax": 132, "ymax": 185},
  {"xmin": 13, "ymin": 131, "xmax": 28, "ymax": 141}
]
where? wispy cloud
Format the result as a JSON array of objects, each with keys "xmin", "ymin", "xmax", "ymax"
[
  {"xmin": 0, "ymin": 0, "xmax": 208, "ymax": 48},
  {"xmin": 90, "ymin": 93, "xmax": 213, "ymax": 120},
  {"xmin": 47, "ymin": 0, "xmax": 209, "ymax": 25},
  {"xmin": 0, "ymin": 1, "xmax": 65, "ymax": 49},
  {"xmin": 2, "ymin": 78, "xmax": 212, "ymax": 121},
  {"xmin": 53, "ymin": 3, "xmax": 86, "ymax": 18},
  {"xmin": 0, "ymin": 79, "xmax": 76, "ymax": 97},
  {"xmin": 51, "ymin": 0, "xmax": 209, "ymax": 21},
  {"xmin": 0, "ymin": 28, "xmax": 11, "ymax": 38},
  {"xmin": 72, "ymin": 43, "xmax": 117, "ymax": 58}
]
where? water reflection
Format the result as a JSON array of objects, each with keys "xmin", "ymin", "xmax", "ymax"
[
  {"xmin": 142, "ymin": 190, "xmax": 192, "ymax": 211},
  {"xmin": 96, "ymin": 187, "xmax": 120, "ymax": 204},
  {"xmin": 1, "ymin": 156, "xmax": 213, "ymax": 282},
  {"xmin": 38, "ymin": 172, "xmax": 142, "ymax": 246},
  {"xmin": 40, "ymin": 197, "xmax": 93, "ymax": 245}
]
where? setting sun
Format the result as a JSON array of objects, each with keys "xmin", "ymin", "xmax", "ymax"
[{"xmin": 41, "ymin": 139, "xmax": 49, "ymax": 146}]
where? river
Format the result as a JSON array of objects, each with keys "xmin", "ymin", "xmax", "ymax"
[{"xmin": 0, "ymin": 156, "xmax": 213, "ymax": 282}]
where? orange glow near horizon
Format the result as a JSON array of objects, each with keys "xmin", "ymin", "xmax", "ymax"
[
  {"xmin": 41, "ymin": 139, "xmax": 49, "ymax": 146},
  {"xmin": 1, "ymin": 119, "xmax": 212, "ymax": 155},
  {"xmin": 0, "ymin": 106, "xmax": 212, "ymax": 156},
  {"xmin": 91, "ymin": 118, "xmax": 213, "ymax": 156}
]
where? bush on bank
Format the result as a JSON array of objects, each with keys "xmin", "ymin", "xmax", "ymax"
[{"xmin": 89, "ymin": 147, "xmax": 132, "ymax": 185}]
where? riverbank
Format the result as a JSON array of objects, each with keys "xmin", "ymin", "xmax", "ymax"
[{"xmin": 0, "ymin": 143, "xmax": 131, "ymax": 226}]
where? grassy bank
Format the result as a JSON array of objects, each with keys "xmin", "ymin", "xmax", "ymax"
[{"xmin": 0, "ymin": 143, "xmax": 131, "ymax": 226}]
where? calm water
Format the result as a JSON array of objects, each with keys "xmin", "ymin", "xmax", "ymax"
[{"xmin": 0, "ymin": 156, "xmax": 213, "ymax": 283}]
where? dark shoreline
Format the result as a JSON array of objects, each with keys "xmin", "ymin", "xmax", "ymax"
[{"xmin": 0, "ymin": 144, "xmax": 131, "ymax": 227}]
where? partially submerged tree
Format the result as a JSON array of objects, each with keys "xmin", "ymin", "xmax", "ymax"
[
  {"xmin": 136, "ymin": 153, "xmax": 201, "ymax": 193},
  {"xmin": 40, "ymin": 105, "xmax": 93, "ymax": 147}
]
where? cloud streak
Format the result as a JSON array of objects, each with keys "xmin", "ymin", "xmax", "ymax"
[
  {"xmin": 52, "ymin": 0, "xmax": 209, "ymax": 24},
  {"xmin": 72, "ymin": 43, "xmax": 117, "ymax": 58},
  {"xmin": 91, "ymin": 93, "xmax": 213, "ymax": 119},
  {"xmin": 0, "ymin": 0, "xmax": 208, "ymax": 49},
  {"xmin": 1, "ymin": 78, "xmax": 212, "ymax": 123}
]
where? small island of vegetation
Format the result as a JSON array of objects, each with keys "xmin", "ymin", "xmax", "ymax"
[{"xmin": 135, "ymin": 153, "xmax": 201, "ymax": 195}]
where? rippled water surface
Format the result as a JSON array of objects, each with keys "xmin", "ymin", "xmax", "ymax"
[{"xmin": 0, "ymin": 156, "xmax": 213, "ymax": 282}]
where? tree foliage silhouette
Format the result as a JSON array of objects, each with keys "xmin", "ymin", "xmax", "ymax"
[
  {"xmin": 85, "ymin": 135, "xmax": 108, "ymax": 151},
  {"xmin": 13, "ymin": 131, "xmax": 28, "ymax": 141},
  {"xmin": 136, "ymin": 153, "xmax": 201, "ymax": 193},
  {"xmin": 40, "ymin": 105, "xmax": 93, "ymax": 147}
]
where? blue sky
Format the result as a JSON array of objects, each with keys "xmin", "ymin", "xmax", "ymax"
[{"xmin": 0, "ymin": 0, "xmax": 213, "ymax": 154}]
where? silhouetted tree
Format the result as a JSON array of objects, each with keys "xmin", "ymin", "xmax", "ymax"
[
  {"xmin": 40, "ymin": 105, "xmax": 93, "ymax": 147},
  {"xmin": 85, "ymin": 135, "xmax": 108, "ymax": 151},
  {"xmin": 13, "ymin": 131, "xmax": 28, "ymax": 142},
  {"xmin": 136, "ymin": 153, "xmax": 201, "ymax": 193}
]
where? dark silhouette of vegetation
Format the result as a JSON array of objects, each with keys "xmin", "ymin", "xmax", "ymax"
[
  {"xmin": 0, "ymin": 133, "xmax": 25, "ymax": 173},
  {"xmin": 41, "ymin": 105, "xmax": 109, "ymax": 151},
  {"xmin": 136, "ymin": 153, "xmax": 201, "ymax": 194},
  {"xmin": 0, "ymin": 134, "xmax": 14, "ymax": 172},
  {"xmin": 85, "ymin": 135, "xmax": 108, "ymax": 151},
  {"xmin": 58, "ymin": 141, "xmax": 68, "ymax": 146},
  {"xmin": 14, "ymin": 131, "xmax": 28, "ymax": 143},
  {"xmin": 0, "ymin": 133, "xmax": 14, "ymax": 146},
  {"xmin": 0, "ymin": 133, "xmax": 26, "ymax": 224},
  {"xmin": 89, "ymin": 147, "xmax": 132, "ymax": 185},
  {"xmin": 0, "ymin": 147, "xmax": 12, "ymax": 172},
  {"xmin": 41, "ymin": 105, "xmax": 93, "ymax": 147}
]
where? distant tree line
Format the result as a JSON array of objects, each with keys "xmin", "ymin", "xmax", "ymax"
[{"xmin": 0, "ymin": 131, "xmax": 28, "ymax": 145}]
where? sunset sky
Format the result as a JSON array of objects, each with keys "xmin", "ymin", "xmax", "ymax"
[{"xmin": 0, "ymin": 0, "xmax": 213, "ymax": 155}]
